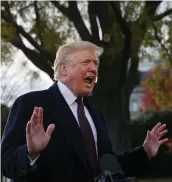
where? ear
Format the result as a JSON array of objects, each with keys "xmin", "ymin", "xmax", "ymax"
[
  {"xmin": 59, "ymin": 63, "xmax": 68, "ymax": 76},
  {"xmin": 95, "ymin": 75, "xmax": 98, "ymax": 83}
]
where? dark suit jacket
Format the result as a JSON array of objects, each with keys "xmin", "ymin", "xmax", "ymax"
[{"xmin": 1, "ymin": 83, "xmax": 151, "ymax": 182}]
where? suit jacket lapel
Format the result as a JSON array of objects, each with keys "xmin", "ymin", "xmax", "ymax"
[{"xmin": 48, "ymin": 83, "xmax": 91, "ymax": 172}]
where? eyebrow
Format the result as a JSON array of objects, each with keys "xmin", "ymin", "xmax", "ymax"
[{"xmin": 84, "ymin": 58, "xmax": 99, "ymax": 63}]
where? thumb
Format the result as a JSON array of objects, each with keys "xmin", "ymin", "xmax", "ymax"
[{"xmin": 46, "ymin": 124, "xmax": 55, "ymax": 137}]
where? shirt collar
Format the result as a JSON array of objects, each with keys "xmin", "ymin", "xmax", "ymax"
[{"xmin": 57, "ymin": 81, "xmax": 77, "ymax": 106}]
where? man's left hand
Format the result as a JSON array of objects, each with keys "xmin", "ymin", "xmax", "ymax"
[{"xmin": 143, "ymin": 122, "xmax": 169, "ymax": 160}]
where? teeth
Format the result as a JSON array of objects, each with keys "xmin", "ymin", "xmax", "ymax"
[
  {"xmin": 84, "ymin": 77, "xmax": 93, "ymax": 84},
  {"xmin": 84, "ymin": 80, "xmax": 90, "ymax": 84}
]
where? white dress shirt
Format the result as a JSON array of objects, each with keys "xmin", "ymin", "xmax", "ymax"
[
  {"xmin": 29, "ymin": 81, "xmax": 98, "ymax": 165},
  {"xmin": 57, "ymin": 81, "xmax": 98, "ymax": 155}
]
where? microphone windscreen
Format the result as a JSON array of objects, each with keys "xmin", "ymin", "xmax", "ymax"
[{"xmin": 99, "ymin": 154, "xmax": 122, "ymax": 172}]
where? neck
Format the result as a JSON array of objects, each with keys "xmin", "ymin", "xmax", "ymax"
[{"xmin": 58, "ymin": 79, "xmax": 78, "ymax": 97}]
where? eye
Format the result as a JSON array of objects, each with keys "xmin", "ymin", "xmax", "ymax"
[
  {"xmin": 82, "ymin": 60, "xmax": 89, "ymax": 64},
  {"xmin": 94, "ymin": 61, "xmax": 98, "ymax": 67}
]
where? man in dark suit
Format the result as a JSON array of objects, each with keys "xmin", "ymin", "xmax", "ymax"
[{"xmin": 1, "ymin": 41, "xmax": 169, "ymax": 182}]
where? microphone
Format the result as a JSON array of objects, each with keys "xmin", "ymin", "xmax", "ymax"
[{"xmin": 99, "ymin": 153, "xmax": 122, "ymax": 172}]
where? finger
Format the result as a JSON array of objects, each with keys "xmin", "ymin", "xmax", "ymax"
[
  {"xmin": 46, "ymin": 124, "xmax": 55, "ymax": 137},
  {"xmin": 159, "ymin": 138, "xmax": 169, "ymax": 145},
  {"xmin": 145, "ymin": 130, "xmax": 151, "ymax": 141},
  {"xmin": 38, "ymin": 107, "xmax": 43, "ymax": 125},
  {"xmin": 158, "ymin": 124, "xmax": 167, "ymax": 133},
  {"xmin": 26, "ymin": 121, "xmax": 32, "ymax": 135},
  {"xmin": 30, "ymin": 112, "xmax": 38, "ymax": 128},
  {"xmin": 159, "ymin": 129, "xmax": 168, "ymax": 138},
  {"xmin": 33, "ymin": 107, "xmax": 39, "ymax": 125},
  {"xmin": 34, "ymin": 107, "xmax": 39, "ymax": 113},
  {"xmin": 30, "ymin": 107, "xmax": 37, "ymax": 120},
  {"xmin": 151, "ymin": 122, "xmax": 161, "ymax": 133}
]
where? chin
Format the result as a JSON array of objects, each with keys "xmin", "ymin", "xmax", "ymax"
[{"xmin": 79, "ymin": 89, "xmax": 93, "ymax": 97}]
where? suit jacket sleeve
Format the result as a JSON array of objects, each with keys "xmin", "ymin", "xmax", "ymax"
[
  {"xmin": 113, "ymin": 145, "xmax": 151, "ymax": 177},
  {"xmin": 1, "ymin": 95, "xmax": 37, "ymax": 180},
  {"xmin": 99, "ymin": 112, "xmax": 151, "ymax": 177}
]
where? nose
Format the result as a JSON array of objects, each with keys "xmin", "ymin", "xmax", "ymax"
[{"xmin": 89, "ymin": 62, "xmax": 98, "ymax": 73}]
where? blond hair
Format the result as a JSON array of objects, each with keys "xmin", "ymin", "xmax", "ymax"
[{"xmin": 53, "ymin": 41, "xmax": 103, "ymax": 80}]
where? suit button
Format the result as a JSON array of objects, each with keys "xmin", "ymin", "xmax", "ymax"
[{"xmin": 21, "ymin": 168, "xmax": 28, "ymax": 176}]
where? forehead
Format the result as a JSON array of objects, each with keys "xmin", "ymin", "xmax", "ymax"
[{"xmin": 70, "ymin": 49, "xmax": 99, "ymax": 61}]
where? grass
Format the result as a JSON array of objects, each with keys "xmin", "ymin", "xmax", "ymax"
[{"xmin": 138, "ymin": 178, "xmax": 172, "ymax": 182}]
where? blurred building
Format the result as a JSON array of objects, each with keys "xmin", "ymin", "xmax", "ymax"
[
  {"xmin": 129, "ymin": 59, "xmax": 164, "ymax": 118},
  {"xmin": 129, "ymin": 71, "xmax": 148, "ymax": 118}
]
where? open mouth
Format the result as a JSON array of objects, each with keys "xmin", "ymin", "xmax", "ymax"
[{"xmin": 84, "ymin": 76, "xmax": 94, "ymax": 85}]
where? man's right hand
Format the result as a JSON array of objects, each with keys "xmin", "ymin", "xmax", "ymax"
[{"xmin": 26, "ymin": 107, "xmax": 55, "ymax": 160}]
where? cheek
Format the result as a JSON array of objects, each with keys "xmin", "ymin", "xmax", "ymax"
[
  {"xmin": 76, "ymin": 69, "xmax": 85, "ymax": 81},
  {"xmin": 78, "ymin": 76, "xmax": 84, "ymax": 85},
  {"xmin": 70, "ymin": 71, "xmax": 83, "ymax": 85}
]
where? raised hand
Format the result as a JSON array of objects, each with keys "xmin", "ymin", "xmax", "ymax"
[
  {"xmin": 143, "ymin": 122, "xmax": 169, "ymax": 160},
  {"xmin": 26, "ymin": 107, "xmax": 55, "ymax": 159}
]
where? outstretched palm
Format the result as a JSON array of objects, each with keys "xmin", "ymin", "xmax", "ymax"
[
  {"xmin": 26, "ymin": 107, "xmax": 55, "ymax": 159},
  {"xmin": 143, "ymin": 122, "xmax": 169, "ymax": 160}
]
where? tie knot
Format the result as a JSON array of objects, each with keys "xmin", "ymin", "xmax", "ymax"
[{"xmin": 75, "ymin": 97, "xmax": 83, "ymax": 104}]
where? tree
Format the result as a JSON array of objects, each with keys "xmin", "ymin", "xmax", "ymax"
[
  {"xmin": 140, "ymin": 64, "xmax": 172, "ymax": 112},
  {"xmin": 1, "ymin": 1, "xmax": 172, "ymax": 152},
  {"xmin": 1, "ymin": 58, "xmax": 44, "ymax": 106}
]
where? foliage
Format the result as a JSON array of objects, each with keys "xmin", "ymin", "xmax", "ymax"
[
  {"xmin": 1, "ymin": 1, "xmax": 78, "ymax": 63},
  {"xmin": 131, "ymin": 110, "xmax": 172, "ymax": 178},
  {"xmin": 132, "ymin": 110, "xmax": 172, "ymax": 152},
  {"xmin": 140, "ymin": 65, "xmax": 172, "ymax": 112},
  {"xmin": 0, "ymin": 59, "xmax": 46, "ymax": 106},
  {"xmin": 1, "ymin": 1, "xmax": 172, "ymax": 67},
  {"xmin": 1, "ymin": 41, "xmax": 16, "ymax": 64},
  {"xmin": 141, "ymin": 13, "xmax": 172, "ymax": 63}
]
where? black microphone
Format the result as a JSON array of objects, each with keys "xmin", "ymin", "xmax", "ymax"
[
  {"xmin": 99, "ymin": 153, "xmax": 122, "ymax": 172},
  {"xmin": 97, "ymin": 154, "xmax": 135, "ymax": 182}
]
